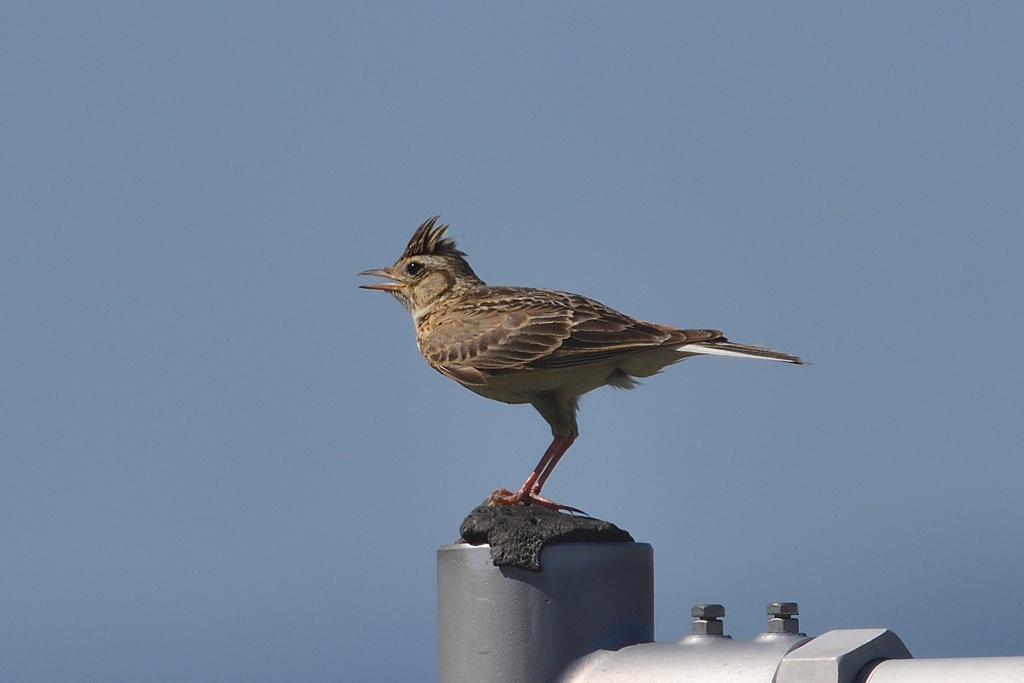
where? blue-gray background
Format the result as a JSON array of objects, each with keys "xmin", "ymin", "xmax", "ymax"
[{"xmin": 3, "ymin": 4, "xmax": 1022, "ymax": 681}]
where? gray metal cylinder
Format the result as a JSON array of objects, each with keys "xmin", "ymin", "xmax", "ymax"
[
  {"xmin": 437, "ymin": 541, "xmax": 654, "ymax": 683},
  {"xmin": 864, "ymin": 656, "xmax": 1024, "ymax": 682},
  {"xmin": 560, "ymin": 632, "xmax": 811, "ymax": 683}
]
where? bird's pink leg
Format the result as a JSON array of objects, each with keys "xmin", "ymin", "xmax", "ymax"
[
  {"xmin": 534, "ymin": 434, "xmax": 575, "ymax": 493},
  {"xmin": 487, "ymin": 435, "xmax": 585, "ymax": 514}
]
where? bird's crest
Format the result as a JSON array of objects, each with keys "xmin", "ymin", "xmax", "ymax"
[{"xmin": 401, "ymin": 216, "xmax": 467, "ymax": 259}]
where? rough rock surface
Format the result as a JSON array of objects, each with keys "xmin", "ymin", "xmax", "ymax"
[{"xmin": 459, "ymin": 504, "xmax": 634, "ymax": 571}]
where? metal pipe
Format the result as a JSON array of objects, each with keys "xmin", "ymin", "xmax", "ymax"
[
  {"xmin": 561, "ymin": 632, "xmax": 811, "ymax": 683},
  {"xmin": 437, "ymin": 541, "xmax": 654, "ymax": 683},
  {"xmin": 863, "ymin": 656, "xmax": 1024, "ymax": 682}
]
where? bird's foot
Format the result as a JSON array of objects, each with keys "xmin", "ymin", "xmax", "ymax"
[
  {"xmin": 485, "ymin": 488, "xmax": 588, "ymax": 516},
  {"xmin": 485, "ymin": 488, "xmax": 519, "ymax": 506}
]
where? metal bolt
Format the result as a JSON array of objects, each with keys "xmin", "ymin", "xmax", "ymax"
[
  {"xmin": 767, "ymin": 602, "xmax": 800, "ymax": 633},
  {"xmin": 692, "ymin": 604, "xmax": 725, "ymax": 636},
  {"xmin": 768, "ymin": 602, "xmax": 799, "ymax": 617}
]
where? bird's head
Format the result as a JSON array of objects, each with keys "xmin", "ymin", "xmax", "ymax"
[{"xmin": 359, "ymin": 216, "xmax": 484, "ymax": 316}]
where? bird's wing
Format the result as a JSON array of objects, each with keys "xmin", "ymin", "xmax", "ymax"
[
  {"xmin": 421, "ymin": 290, "xmax": 573, "ymax": 378},
  {"xmin": 537, "ymin": 292, "xmax": 722, "ymax": 369},
  {"xmin": 420, "ymin": 287, "xmax": 722, "ymax": 378}
]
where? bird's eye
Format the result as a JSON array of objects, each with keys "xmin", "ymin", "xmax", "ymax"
[{"xmin": 406, "ymin": 261, "xmax": 424, "ymax": 276}]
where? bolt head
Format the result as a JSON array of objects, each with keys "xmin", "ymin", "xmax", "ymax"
[
  {"xmin": 692, "ymin": 604, "xmax": 725, "ymax": 619},
  {"xmin": 768, "ymin": 602, "xmax": 799, "ymax": 617}
]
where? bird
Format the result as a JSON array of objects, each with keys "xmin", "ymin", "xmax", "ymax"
[{"xmin": 360, "ymin": 217, "xmax": 803, "ymax": 512}]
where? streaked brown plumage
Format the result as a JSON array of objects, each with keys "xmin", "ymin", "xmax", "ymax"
[{"xmin": 360, "ymin": 217, "xmax": 803, "ymax": 512}]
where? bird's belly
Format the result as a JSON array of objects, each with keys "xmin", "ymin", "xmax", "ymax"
[{"xmin": 465, "ymin": 364, "xmax": 626, "ymax": 404}]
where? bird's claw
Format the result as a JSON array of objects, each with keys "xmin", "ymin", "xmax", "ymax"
[{"xmin": 485, "ymin": 488, "xmax": 589, "ymax": 516}]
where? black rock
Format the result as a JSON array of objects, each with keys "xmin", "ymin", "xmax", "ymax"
[{"xmin": 459, "ymin": 504, "xmax": 634, "ymax": 572}]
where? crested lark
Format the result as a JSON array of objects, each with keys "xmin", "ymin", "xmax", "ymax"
[{"xmin": 360, "ymin": 217, "xmax": 803, "ymax": 512}]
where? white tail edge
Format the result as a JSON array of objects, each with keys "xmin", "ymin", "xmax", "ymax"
[{"xmin": 677, "ymin": 342, "xmax": 804, "ymax": 364}]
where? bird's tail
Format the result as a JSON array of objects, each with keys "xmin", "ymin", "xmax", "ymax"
[{"xmin": 678, "ymin": 340, "xmax": 805, "ymax": 365}]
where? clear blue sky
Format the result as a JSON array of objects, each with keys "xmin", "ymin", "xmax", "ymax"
[{"xmin": 3, "ymin": 4, "xmax": 1023, "ymax": 681}]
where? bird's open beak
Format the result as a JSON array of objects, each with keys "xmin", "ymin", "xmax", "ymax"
[{"xmin": 358, "ymin": 268, "xmax": 407, "ymax": 292}]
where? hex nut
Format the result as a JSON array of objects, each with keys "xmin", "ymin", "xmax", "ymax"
[
  {"xmin": 768, "ymin": 617, "xmax": 800, "ymax": 634},
  {"xmin": 692, "ymin": 619, "xmax": 725, "ymax": 636}
]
